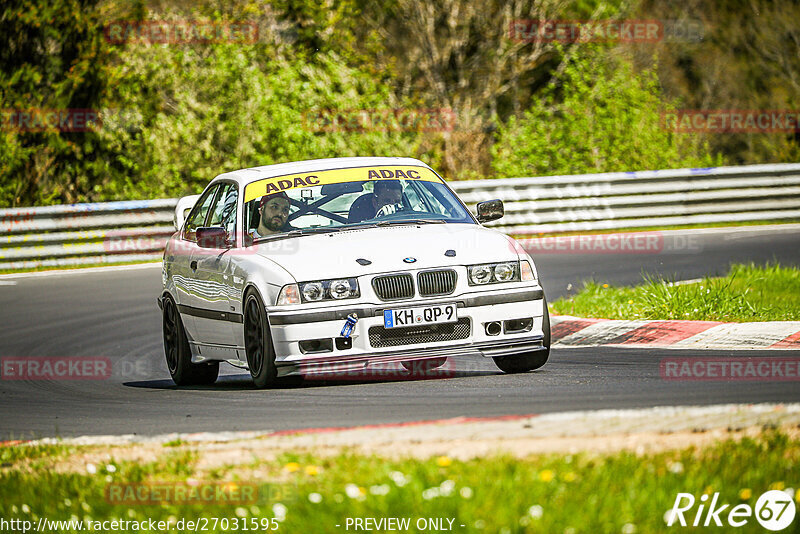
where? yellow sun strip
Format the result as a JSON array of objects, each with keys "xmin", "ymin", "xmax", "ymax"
[{"xmin": 244, "ymin": 166, "xmax": 443, "ymax": 203}]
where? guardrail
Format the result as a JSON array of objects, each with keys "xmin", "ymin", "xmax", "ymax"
[{"xmin": 2, "ymin": 163, "xmax": 799, "ymax": 270}]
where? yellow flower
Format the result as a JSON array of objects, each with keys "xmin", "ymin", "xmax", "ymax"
[
  {"xmin": 304, "ymin": 465, "xmax": 319, "ymax": 476},
  {"xmin": 436, "ymin": 456, "xmax": 452, "ymax": 467},
  {"xmin": 703, "ymin": 486, "xmax": 713, "ymax": 495},
  {"xmin": 769, "ymin": 481, "xmax": 785, "ymax": 491},
  {"xmin": 628, "ymin": 300, "xmax": 634, "ymax": 304},
  {"xmin": 602, "ymin": 284, "xmax": 609, "ymax": 288},
  {"xmin": 284, "ymin": 462, "xmax": 300, "ymax": 473},
  {"xmin": 738, "ymin": 488, "xmax": 752, "ymax": 500},
  {"xmin": 539, "ymin": 470, "xmax": 554, "ymax": 482}
]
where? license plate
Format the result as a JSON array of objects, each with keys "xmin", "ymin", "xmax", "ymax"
[{"xmin": 383, "ymin": 303, "xmax": 457, "ymax": 329}]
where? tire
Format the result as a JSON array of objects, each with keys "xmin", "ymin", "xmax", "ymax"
[
  {"xmin": 243, "ymin": 290, "xmax": 278, "ymax": 389},
  {"xmin": 493, "ymin": 296, "xmax": 551, "ymax": 374},
  {"xmin": 163, "ymin": 295, "xmax": 219, "ymax": 386},
  {"xmin": 401, "ymin": 357, "xmax": 447, "ymax": 374}
]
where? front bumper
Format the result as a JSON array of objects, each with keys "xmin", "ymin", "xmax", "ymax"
[{"xmin": 266, "ymin": 285, "xmax": 546, "ymax": 375}]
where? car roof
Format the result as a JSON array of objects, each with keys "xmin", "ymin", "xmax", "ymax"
[{"xmin": 211, "ymin": 157, "xmax": 435, "ymax": 187}]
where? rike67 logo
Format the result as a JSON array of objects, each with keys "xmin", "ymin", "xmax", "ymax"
[{"xmin": 666, "ymin": 490, "xmax": 796, "ymax": 530}]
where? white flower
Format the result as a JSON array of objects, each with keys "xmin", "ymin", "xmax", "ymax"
[
  {"xmin": 389, "ymin": 471, "xmax": 407, "ymax": 487},
  {"xmin": 667, "ymin": 461, "xmax": 683, "ymax": 474},
  {"xmin": 106, "ymin": 464, "xmax": 116, "ymax": 473},
  {"xmin": 622, "ymin": 523, "xmax": 636, "ymax": 534},
  {"xmin": 459, "ymin": 487, "xmax": 473, "ymax": 499},
  {"xmin": 663, "ymin": 509, "xmax": 679, "ymax": 525},
  {"xmin": 528, "ymin": 505, "xmax": 543, "ymax": 519},
  {"xmin": 308, "ymin": 493, "xmax": 323, "ymax": 503},
  {"xmin": 369, "ymin": 484, "xmax": 390, "ymax": 496},
  {"xmin": 272, "ymin": 503, "xmax": 287, "ymax": 522},
  {"xmin": 235, "ymin": 507, "xmax": 247, "ymax": 518},
  {"xmin": 439, "ymin": 480, "xmax": 455, "ymax": 496},
  {"xmin": 63, "ymin": 499, "xmax": 71, "ymax": 507},
  {"xmin": 422, "ymin": 488, "xmax": 440, "ymax": 500},
  {"xmin": 86, "ymin": 463, "xmax": 97, "ymax": 474},
  {"xmin": 345, "ymin": 484, "xmax": 361, "ymax": 499},
  {"xmin": 21, "ymin": 504, "xmax": 30, "ymax": 514}
]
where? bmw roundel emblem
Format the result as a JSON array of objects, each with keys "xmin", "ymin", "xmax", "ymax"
[{"xmin": 403, "ymin": 257, "xmax": 417, "ymax": 263}]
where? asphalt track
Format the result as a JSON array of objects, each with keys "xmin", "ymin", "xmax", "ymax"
[{"xmin": 1, "ymin": 225, "xmax": 799, "ymax": 440}]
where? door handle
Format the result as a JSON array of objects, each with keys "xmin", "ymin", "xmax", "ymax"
[{"xmin": 190, "ymin": 260, "xmax": 198, "ymax": 271}]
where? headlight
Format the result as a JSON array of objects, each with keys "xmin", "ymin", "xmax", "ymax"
[
  {"xmin": 329, "ymin": 279, "xmax": 353, "ymax": 299},
  {"xmin": 297, "ymin": 278, "xmax": 360, "ymax": 303},
  {"xmin": 468, "ymin": 261, "xmax": 520, "ymax": 285},
  {"xmin": 469, "ymin": 264, "xmax": 493, "ymax": 285},
  {"xmin": 302, "ymin": 282, "xmax": 324, "ymax": 302}
]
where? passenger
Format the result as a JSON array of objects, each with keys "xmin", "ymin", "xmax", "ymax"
[{"xmin": 347, "ymin": 180, "xmax": 403, "ymax": 223}]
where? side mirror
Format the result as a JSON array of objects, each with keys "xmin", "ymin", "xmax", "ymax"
[
  {"xmin": 174, "ymin": 194, "xmax": 201, "ymax": 231},
  {"xmin": 196, "ymin": 227, "xmax": 230, "ymax": 249},
  {"xmin": 476, "ymin": 199, "xmax": 504, "ymax": 223}
]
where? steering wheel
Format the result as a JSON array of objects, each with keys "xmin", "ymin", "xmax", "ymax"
[{"xmin": 374, "ymin": 203, "xmax": 404, "ymax": 218}]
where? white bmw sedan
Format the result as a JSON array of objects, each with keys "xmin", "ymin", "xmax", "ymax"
[{"xmin": 158, "ymin": 157, "xmax": 550, "ymax": 387}]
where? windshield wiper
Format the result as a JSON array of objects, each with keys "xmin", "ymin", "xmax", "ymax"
[{"xmin": 376, "ymin": 218, "xmax": 447, "ymax": 227}]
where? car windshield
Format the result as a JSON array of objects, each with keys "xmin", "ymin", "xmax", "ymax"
[{"xmin": 242, "ymin": 166, "xmax": 475, "ymax": 242}]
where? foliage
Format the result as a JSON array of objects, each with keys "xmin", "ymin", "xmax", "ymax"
[{"xmin": 491, "ymin": 47, "xmax": 723, "ymax": 177}]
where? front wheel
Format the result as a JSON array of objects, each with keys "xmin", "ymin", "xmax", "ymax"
[
  {"xmin": 493, "ymin": 296, "xmax": 551, "ymax": 374},
  {"xmin": 244, "ymin": 290, "xmax": 278, "ymax": 388},
  {"xmin": 163, "ymin": 295, "xmax": 219, "ymax": 386}
]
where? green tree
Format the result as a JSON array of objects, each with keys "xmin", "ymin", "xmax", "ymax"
[{"xmin": 491, "ymin": 48, "xmax": 723, "ymax": 177}]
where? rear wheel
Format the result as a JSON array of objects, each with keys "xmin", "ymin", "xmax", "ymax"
[
  {"xmin": 493, "ymin": 296, "xmax": 551, "ymax": 374},
  {"xmin": 401, "ymin": 357, "xmax": 447, "ymax": 374},
  {"xmin": 244, "ymin": 290, "xmax": 278, "ymax": 388},
  {"xmin": 163, "ymin": 295, "xmax": 219, "ymax": 386}
]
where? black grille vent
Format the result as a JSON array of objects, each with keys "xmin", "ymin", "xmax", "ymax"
[
  {"xmin": 372, "ymin": 273, "xmax": 414, "ymax": 301},
  {"xmin": 418, "ymin": 269, "xmax": 457, "ymax": 297},
  {"xmin": 369, "ymin": 318, "xmax": 471, "ymax": 348}
]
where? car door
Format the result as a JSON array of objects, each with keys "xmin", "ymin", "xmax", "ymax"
[
  {"xmin": 172, "ymin": 184, "xmax": 220, "ymax": 343},
  {"xmin": 190, "ymin": 182, "xmax": 239, "ymax": 347}
]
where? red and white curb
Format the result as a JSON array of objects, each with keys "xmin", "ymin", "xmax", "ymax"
[{"xmin": 552, "ymin": 316, "xmax": 800, "ymax": 350}]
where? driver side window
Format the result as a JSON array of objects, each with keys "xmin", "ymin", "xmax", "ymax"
[
  {"xmin": 183, "ymin": 185, "xmax": 219, "ymax": 242},
  {"xmin": 207, "ymin": 183, "xmax": 238, "ymax": 237}
]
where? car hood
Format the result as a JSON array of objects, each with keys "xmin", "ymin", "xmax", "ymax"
[{"xmin": 252, "ymin": 223, "xmax": 521, "ymax": 281}]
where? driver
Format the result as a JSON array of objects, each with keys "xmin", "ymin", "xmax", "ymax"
[
  {"xmin": 347, "ymin": 180, "xmax": 403, "ymax": 223},
  {"xmin": 250, "ymin": 192, "xmax": 291, "ymax": 238}
]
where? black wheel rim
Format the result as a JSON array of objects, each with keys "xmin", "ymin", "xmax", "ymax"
[
  {"xmin": 163, "ymin": 298, "xmax": 179, "ymax": 373},
  {"xmin": 244, "ymin": 297, "xmax": 264, "ymax": 376}
]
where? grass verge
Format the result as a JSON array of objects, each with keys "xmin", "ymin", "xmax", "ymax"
[
  {"xmin": 551, "ymin": 263, "xmax": 800, "ymax": 322},
  {"xmin": 0, "ymin": 432, "xmax": 797, "ymax": 533}
]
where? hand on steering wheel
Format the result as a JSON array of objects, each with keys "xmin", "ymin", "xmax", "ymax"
[{"xmin": 375, "ymin": 203, "xmax": 403, "ymax": 218}]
